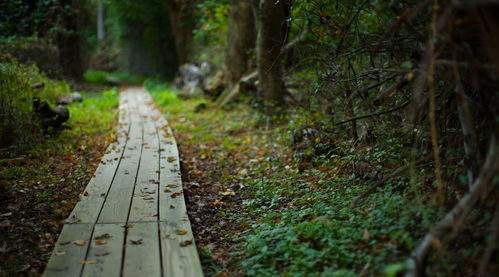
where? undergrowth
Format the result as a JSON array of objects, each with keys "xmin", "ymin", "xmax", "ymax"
[
  {"xmin": 149, "ymin": 86, "xmax": 490, "ymax": 276},
  {"xmin": 0, "ymin": 87, "xmax": 119, "ymax": 274}
]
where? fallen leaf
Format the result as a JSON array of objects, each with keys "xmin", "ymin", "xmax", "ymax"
[
  {"xmin": 167, "ymin": 184, "xmax": 179, "ymax": 188},
  {"xmin": 179, "ymin": 240, "xmax": 193, "ymax": 247},
  {"xmin": 59, "ymin": 241, "xmax": 71, "ymax": 246},
  {"xmin": 94, "ymin": 233, "xmax": 112, "ymax": 240},
  {"xmin": 95, "ymin": 251, "xmax": 110, "ymax": 256},
  {"xmin": 95, "ymin": 240, "xmax": 107, "ymax": 245},
  {"xmin": 170, "ymin": 205, "xmax": 175, "ymax": 209},
  {"xmin": 80, "ymin": 260, "xmax": 97, "ymax": 264},
  {"xmin": 211, "ymin": 200, "xmax": 226, "ymax": 207},
  {"xmin": 177, "ymin": 230, "xmax": 188, "ymax": 235},
  {"xmin": 164, "ymin": 189, "xmax": 172, "ymax": 193},
  {"xmin": 54, "ymin": 251, "xmax": 66, "ymax": 256},
  {"xmin": 219, "ymin": 190, "xmax": 235, "ymax": 196},
  {"xmin": 73, "ymin": 240, "xmax": 86, "ymax": 246},
  {"xmin": 129, "ymin": 239, "xmax": 142, "ymax": 245},
  {"xmin": 167, "ymin": 157, "xmax": 177, "ymax": 162},
  {"xmin": 171, "ymin": 192, "xmax": 182, "ymax": 198},
  {"xmin": 83, "ymin": 191, "xmax": 89, "ymax": 196}
]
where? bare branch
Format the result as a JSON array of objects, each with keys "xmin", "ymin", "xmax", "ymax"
[
  {"xmin": 405, "ymin": 136, "xmax": 499, "ymax": 277},
  {"xmin": 334, "ymin": 100, "xmax": 410, "ymax": 126}
]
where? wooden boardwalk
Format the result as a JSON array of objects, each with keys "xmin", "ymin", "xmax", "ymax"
[{"xmin": 43, "ymin": 87, "xmax": 203, "ymax": 277}]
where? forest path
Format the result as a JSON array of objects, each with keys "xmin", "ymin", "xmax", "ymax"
[{"xmin": 43, "ymin": 87, "xmax": 202, "ymax": 277}]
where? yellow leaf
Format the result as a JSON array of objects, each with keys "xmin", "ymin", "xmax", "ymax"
[
  {"xmin": 177, "ymin": 230, "xmax": 188, "ymax": 235},
  {"xmin": 211, "ymin": 200, "xmax": 225, "ymax": 207},
  {"xmin": 73, "ymin": 240, "xmax": 86, "ymax": 246},
  {"xmin": 80, "ymin": 260, "xmax": 97, "ymax": 264}
]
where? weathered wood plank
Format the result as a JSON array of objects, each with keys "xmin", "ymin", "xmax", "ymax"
[
  {"xmin": 158, "ymin": 125, "xmax": 188, "ymax": 223},
  {"xmin": 81, "ymin": 223, "xmax": 126, "ymax": 277},
  {"xmin": 68, "ymin": 130, "xmax": 128, "ymax": 223},
  {"xmin": 43, "ymin": 223, "xmax": 94, "ymax": 277},
  {"xmin": 129, "ymin": 93, "xmax": 160, "ymax": 222},
  {"xmin": 45, "ymin": 88, "xmax": 203, "ymax": 277},
  {"xmin": 123, "ymin": 222, "xmax": 162, "ymax": 277},
  {"xmin": 98, "ymin": 91, "xmax": 143, "ymax": 223},
  {"xmin": 67, "ymin": 94, "xmax": 131, "ymax": 224},
  {"xmin": 159, "ymin": 221, "xmax": 203, "ymax": 277}
]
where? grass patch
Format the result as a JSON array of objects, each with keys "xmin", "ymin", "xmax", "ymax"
[
  {"xmin": 84, "ymin": 70, "xmax": 144, "ymax": 85},
  {"xmin": 144, "ymin": 79, "xmax": 181, "ymax": 107}
]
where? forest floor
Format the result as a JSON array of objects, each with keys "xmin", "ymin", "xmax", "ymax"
[
  {"xmin": 0, "ymin": 85, "xmax": 118, "ymax": 275},
  {"xmin": 149, "ymin": 86, "xmax": 491, "ymax": 276},
  {"xmin": 0, "ymin": 83, "xmax": 492, "ymax": 276}
]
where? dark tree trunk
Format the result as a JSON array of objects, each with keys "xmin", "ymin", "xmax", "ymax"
[
  {"xmin": 252, "ymin": 0, "xmax": 289, "ymax": 112},
  {"xmin": 166, "ymin": 0, "xmax": 196, "ymax": 65},
  {"xmin": 55, "ymin": 0, "xmax": 83, "ymax": 80},
  {"xmin": 225, "ymin": 0, "xmax": 256, "ymax": 89}
]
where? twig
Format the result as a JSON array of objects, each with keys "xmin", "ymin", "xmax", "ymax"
[
  {"xmin": 405, "ymin": 136, "xmax": 499, "ymax": 277},
  {"xmin": 280, "ymin": 29, "xmax": 308, "ymax": 56},
  {"xmin": 266, "ymin": 29, "xmax": 308, "ymax": 74},
  {"xmin": 334, "ymin": 100, "xmax": 410, "ymax": 126},
  {"xmin": 347, "ymin": 73, "xmax": 399, "ymax": 103}
]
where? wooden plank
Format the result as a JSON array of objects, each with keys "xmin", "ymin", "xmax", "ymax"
[
  {"xmin": 159, "ymin": 221, "xmax": 203, "ymax": 277},
  {"xmin": 123, "ymin": 222, "xmax": 162, "ymax": 277},
  {"xmin": 158, "ymin": 124, "xmax": 188, "ymax": 222},
  {"xmin": 98, "ymin": 91, "xmax": 143, "ymax": 223},
  {"xmin": 43, "ymin": 223, "xmax": 94, "ymax": 277},
  {"xmin": 67, "ymin": 93, "xmax": 131, "ymax": 224},
  {"xmin": 81, "ymin": 223, "xmax": 126, "ymax": 277},
  {"xmin": 129, "ymin": 93, "xmax": 160, "ymax": 222},
  {"xmin": 68, "ymin": 130, "xmax": 128, "ymax": 223}
]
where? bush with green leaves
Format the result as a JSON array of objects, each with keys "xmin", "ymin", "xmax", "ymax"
[{"xmin": 0, "ymin": 58, "xmax": 71, "ymax": 148}]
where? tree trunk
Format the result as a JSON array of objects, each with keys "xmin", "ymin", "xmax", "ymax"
[
  {"xmin": 56, "ymin": 0, "xmax": 84, "ymax": 80},
  {"xmin": 225, "ymin": 0, "xmax": 256, "ymax": 89},
  {"xmin": 97, "ymin": 2, "xmax": 105, "ymax": 42},
  {"xmin": 252, "ymin": 0, "xmax": 289, "ymax": 112},
  {"xmin": 166, "ymin": 0, "xmax": 196, "ymax": 65}
]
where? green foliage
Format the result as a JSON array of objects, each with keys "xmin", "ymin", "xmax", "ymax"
[
  {"xmin": 68, "ymin": 88, "xmax": 119, "ymax": 135},
  {"xmin": 191, "ymin": 0, "xmax": 229, "ymax": 64},
  {"xmin": 0, "ymin": 58, "xmax": 74, "ymax": 148},
  {"xmin": 83, "ymin": 70, "xmax": 144, "ymax": 85},
  {"xmin": 0, "ymin": 0, "xmax": 58, "ymax": 38},
  {"xmin": 0, "ymin": 61, "xmax": 37, "ymax": 147},
  {"xmin": 102, "ymin": 0, "xmax": 178, "ymax": 78},
  {"xmin": 193, "ymin": 0, "xmax": 229, "ymax": 47},
  {"xmin": 144, "ymin": 79, "xmax": 181, "ymax": 106}
]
